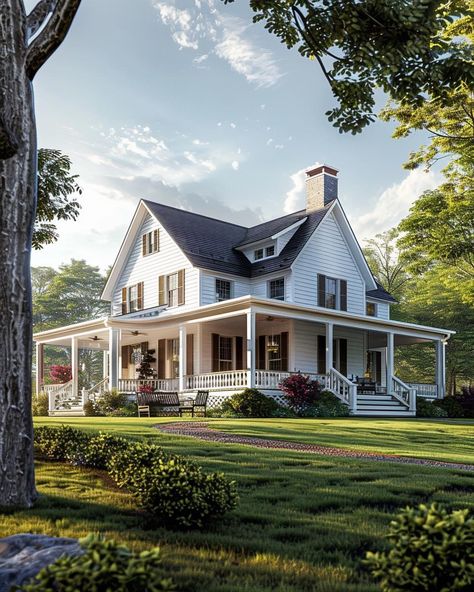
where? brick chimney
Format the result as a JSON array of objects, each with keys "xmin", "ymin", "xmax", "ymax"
[{"xmin": 305, "ymin": 164, "xmax": 339, "ymax": 212}]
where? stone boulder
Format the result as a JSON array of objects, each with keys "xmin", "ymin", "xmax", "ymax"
[{"xmin": 0, "ymin": 534, "xmax": 83, "ymax": 591}]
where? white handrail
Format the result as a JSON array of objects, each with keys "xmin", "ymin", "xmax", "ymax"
[
  {"xmin": 328, "ymin": 368, "xmax": 357, "ymax": 413},
  {"xmin": 391, "ymin": 376, "xmax": 416, "ymax": 410},
  {"xmin": 43, "ymin": 380, "xmax": 74, "ymax": 412},
  {"xmin": 86, "ymin": 377, "xmax": 109, "ymax": 402},
  {"xmin": 407, "ymin": 383, "xmax": 437, "ymax": 398}
]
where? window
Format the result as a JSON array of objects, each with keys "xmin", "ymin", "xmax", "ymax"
[
  {"xmin": 142, "ymin": 230, "xmax": 159, "ymax": 256},
  {"xmin": 268, "ymin": 278, "xmax": 285, "ymax": 300},
  {"xmin": 317, "ymin": 274, "xmax": 347, "ymax": 311},
  {"xmin": 216, "ymin": 279, "xmax": 232, "ymax": 302},
  {"xmin": 167, "ymin": 273, "xmax": 179, "ymax": 307},
  {"xmin": 265, "ymin": 245, "xmax": 275, "ymax": 257},
  {"xmin": 325, "ymin": 277, "xmax": 337, "ymax": 309},
  {"xmin": 121, "ymin": 283, "xmax": 144, "ymax": 314},
  {"xmin": 218, "ymin": 336, "xmax": 233, "ymax": 371},
  {"xmin": 366, "ymin": 301, "xmax": 377, "ymax": 317},
  {"xmin": 268, "ymin": 335, "xmax": 282, "ymax": 370},
  {"xmin": 254, "ymin": 248, "xmax": 264, "ymax": 261}
]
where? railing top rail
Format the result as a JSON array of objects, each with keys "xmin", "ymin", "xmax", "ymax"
[
  {"xmin": 392, "ymin": 375, "xmax": 412, "ymax": 391},
  {"xmin": 329, "ymin": 367, "xmax": 354, "ymax": 385},
  {"xmin": 87, "ymin": 376, "xmax": 109, "ymax": 393},
  {"xmin": 43, "ymin": 380, "xmax": 73, "ymax": 392}
]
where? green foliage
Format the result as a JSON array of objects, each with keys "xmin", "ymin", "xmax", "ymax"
[
  {"xmin": 220, "ymin": 388, "xmax": 280, "ymax": 417},
  {"xmin": 97, "ymin": 389, "xmax": 129, "ymax": 416},
  {"xmin": 434, "ymin": 396, "xmax": 465, "ymax": 418},
  {"xmin": 302, "ymin": 391, "xmax": 351, "ymax": 418},
  {"xmin": 34, "ymin": 426, "xmax": 238, "ymax": 529},
  {"xmin": 32, "ymin": 392, "xmax": 49, "ymax": 417},
  {"xmin": 34, "ymin": 148, "xmax": 82, "ymax": 250},
  {"xmin": 224, "ymin": 1, "xmax": 473, "ymax": 134},
  {"xmin": 416, "ymin": 397, "xmax": 448, "ymax": 418},
  {"xmin": 83, "ymin": 399, "xmax": 103, "ymax": 417},
  {"xmin": 16, "ymin": 534, "xmax": 174, "ymax": 591},
  {"xmin": 366, "ymin": 504, "xmax": 474, "ymax": 591}
]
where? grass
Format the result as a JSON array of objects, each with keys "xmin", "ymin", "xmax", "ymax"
[{"xmin": 0, "ymin": 417, "xmax": 473, "ymax": 591}]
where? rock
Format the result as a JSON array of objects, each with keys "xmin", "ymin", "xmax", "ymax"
[{"xmin": 0, "ymin": 534, "xmax": 83, "ymax": 591}]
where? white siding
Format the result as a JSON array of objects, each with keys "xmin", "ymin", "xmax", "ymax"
[
  {"xmin": 112, "ymin": 213, "xmax": 199, "ymax": 317},
  {"xmin": 276, "ymin": 226, "xmax": 298, "ymax": 253},
  {"xmin": 292, "ymin": 211, "xmax": 366, "ymax": 314},
  {"xmin": 293, "ymin": 320, "xmax": 365, "ymax": 377},
  {"xmin": 200, "ymin": 272, "xmax": 251, "ymax": 306}
]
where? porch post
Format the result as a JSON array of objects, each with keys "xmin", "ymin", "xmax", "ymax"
[
  {"xmin": 246, "ymin": 309, "xmax": 256, "ymax": 388},
  {"xmin": 102, "ymin": 350, "xmax": 109, "ymax": 379},
  {"xmin": 386, "ymin": 332, "xmax": 394, "ymax": 393},
  {"xmin": 325, "ymin": 322, "xmax": 333, "ymax": 378},
  {"xmin": 35, "ymin": 342, "xmax": 44, "ymax": 396},
  {"xmin": 108, "ymin": 327, "xmax": 120, "ymax": 391},
  {"xmin": 435, "ymin": 340, "xmax": 446, "ymax": 399},
  {"xmin": 71, "ymin": 336, "xmax": 79, "ymax": 401},
  {"xmin": 179, "ymin": 324, "xmax": 187, "ymax": 392}
]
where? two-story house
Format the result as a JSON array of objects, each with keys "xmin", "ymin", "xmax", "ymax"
[{"xmin": 34, "ymin": 164, "xmax": 453, "ymax": 416}]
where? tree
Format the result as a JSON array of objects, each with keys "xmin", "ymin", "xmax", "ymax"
[
  {"xmin": 226, "ymin": 0, "xmax": 474, "ymax": 133},
  {"xmin": 34, "ymin": 148, "xmax": 82, "ymax": 249},
  {"xmin": 0, "ymin": 0, "xmax": 82, "ymax": 507},
  {"xmin": 363, "ymin": 229, "xmax": 410, "ymax": 301}
]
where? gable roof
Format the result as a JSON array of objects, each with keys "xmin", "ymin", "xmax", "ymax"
[
  {"xmin": 367, "ymin": 283, "xmax": 398, "ymax": 303},
  {"xmin": 143, "ymin": 200, "xmax": 333, "ymax": 279}
]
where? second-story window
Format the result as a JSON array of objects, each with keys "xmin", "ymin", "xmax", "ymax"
[
  {"xmin": 366, "ymin": 302, "xmax": 377, "ymax": 317},
  {"xmin": 158, "ymin": 270, "xmax": 185, "ymax": 307},
  {"xmin": 254, "ymin": 248, "xmax": 264, "ymax": 260},
  {"xmin": 121, "ymin": 282, "xmax": 144, "ymax": 314},
  {"xmin": 142, "ymin": 229, "xmax": 159, "ymax": 256},
  {"xmin": 265, "ymin": 245, "xmax": 275, "ymax": 257},
  {"xmin": 317, "ymin": 274, "xmax": 347, "ymax": 311},
  {"xmin": 268, "ymin": 278, "xmax": 285, "ymax": 300},
  {"xmin": 167, "ymin": 273, "xmax": 179, "ymax": 307},
  {"xmin": 216, "ymin": 279, "xmax": 232, "ymax": 302}
]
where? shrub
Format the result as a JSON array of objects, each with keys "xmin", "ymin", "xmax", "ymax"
[
  {"xmin": 32, "ymin": 392, "xmax": 49, "ymax": 416},
  {"xmin": 365, "ymin": 504, "xmax": 474, "ymax": 591},
  {"xmin": 434, "ymin": 396, "xmax": 465, "ymax": 418},
  {"xmin": 107, "ymin": 440, "xmax": 172, "ymax": 489},
  {"xmin": 458, "ymin": 386, "xmax": 474, "ymax": 418},
  {"xmin": 107, "ymin": 402, "xmax": 138, "ymax": 417},
  {"xmin": 34, "ymin": 425, "xmax": 91, "ymax": 461},
  {"xmin": 416, "ymin": 397, "xmax": 448, "ymax": 418},
  {"xmin": 97, "ymin": 389, "xmax": 128, "ymax": 415},
  {"xmin": 17, "ymin": 534, "xmax": 175, "ymax": 591},
  {"xmin": 220, "ymin": 388, "xmax": 280, "ymax": 417},
  {"xmin": 279, "ymin": 374, "xmax": 322, "ymax": 412},
  {"xmin": 49, "ymin": 365, "xmax": 72, "ymax": 383},
  {"xmin": 303, "ymin": 390, "xmax": 351, "ymax": 418},
  {"xmin": 83, "ymin": 399, "xmax": 103, "ymax": 416},
  {"xmin": 73, "ymin": 432, "xmax": 131, "ymax": 470}
]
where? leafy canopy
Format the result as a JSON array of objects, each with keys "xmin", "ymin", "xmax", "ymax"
[
  {"xmin": 34, "ymin": 148, "xmax": 82, "ymax": 249},
  {"xmin": 224, "ymin": 0, "xmax": 474, "ymax": 133}
]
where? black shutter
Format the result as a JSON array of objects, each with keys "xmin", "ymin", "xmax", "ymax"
[
  {"xmin": 212, "ymin": 333, "xmax": 219, "ymax": 372},
  {"xmin": 317, "ymin": 335, "xmax": 326, "ymax": 374},
  {"xmin": 121, "ymin": 345, "xmax": 129, "ymax": 370},
  {"xmin": 375, "ymin": 351, "xmax": 382, "ymax": 384},
  {"xmin": 186, "ymin": 334, "xmax": 194, "ymax": 376},
  {"xmin": 281, "ymin": 332, "xmax": 289, "ymax": 372},
  {"xmin": 235, "ymin": 336, "xmax": 244, "ymax": 370},
  {"xmin": 339, "ymin": 339, "xmax": 347, "ymax": 376},
  {"xmin": 258, "ymin": 335, "xmax": 266, "ymax": 370},
  {"xmin": 340, "ymin": 280, "xmax": 347, "ymax": 311},
  {"xmin": 318, "ymin": 274, "xmax": 326, "ymax": 307},
  {"xmin": 157, "ymin": 339, "xmax": 166, "ymax": 379}
]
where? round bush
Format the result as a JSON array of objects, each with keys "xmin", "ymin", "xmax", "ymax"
[
  {"xmin": 416, "ymin": 397, "xmax": 448, "ymax": 418},
  {"xmin": 17, "ymin": 534, "xmax": 175, "ymax": 591},
  {"xmin": 366, "ymin": 504, "xmax": 474, "ymax": 591},
  {"xmin": 73, "ymin": 432, "xmax": 131, "ymax": 470},
  {"xmin": 32, "ymin": 392, "xmax": 49, "ymax": 417},
  {"xmin": 434, "ymin": 396, "xmax": 465, "ymax": 418},
  {"xmin": 302, "ymin": 391, "xmax": 351, "ymax": 417},
  {"xmin": 220, "ymin": 388, "xmax": 280, "ymax": 417},
  {"xmin": 34, "ymin": 425, "xmax": 91, "ymax": 461},
  {"xmin": 279, "ymin": 374, "xmax": 322, "ymax": 412}
]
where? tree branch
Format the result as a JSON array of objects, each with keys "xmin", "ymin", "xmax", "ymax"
[
  {"xmin": 26, "ymin": 0, "xmax": 82, "ymax": 80},
  {"xmin": 27, "ymin": 0, "xmax": 57, "ymax": 40}
]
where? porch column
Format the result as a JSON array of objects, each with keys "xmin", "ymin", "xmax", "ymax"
[
  {"xmin": 325, "ymin": 322, "xmax": 333, "ymax": 376},
  {"xmin": 179, "ymin": 324, "xmax": 187, "ymax": 392},
  {"xmin": 71, "ymin": 336, "xmax": 79, "ymax": 401},
  {"xmin": 246, "ymin": 310, "xmax": 256, "ymax": 388},
  {"xmin": 35, "ymin": 342, "xmax": 44, "ymax": 396},
  {"xmin": 108, "ymin": 328, "xmax": 120, "ymax": 390},
  {"xmin": 435, "ymin": 340, "xmax": 446, "ymax": 399},
  {"xmin": 102, "ymin": 350, "xmax": 109, "ymax": 379},
  {"xmin": 386, "ymin": 332, "xmax": 394, "ymax": 393}
]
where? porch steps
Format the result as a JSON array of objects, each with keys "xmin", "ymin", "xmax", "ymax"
[{"xmin": 354, "ymin": 393, "xmax": 415, "ymax": 417}]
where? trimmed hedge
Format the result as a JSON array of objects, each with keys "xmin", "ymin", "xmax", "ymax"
[
  {"xmin": 366, "ymin": 504, "xmax": 474, "ymax": 591},
  {"xmin": 219, "ymin": 388, "xmax": 280, "ymax": 417},
  {"xmin": 34, "ymin": 426, "xmax": 238, "ymax": 529},
  {"xmin": 16, "ymin": 534, "xmax": 175, "ymax": 591}
]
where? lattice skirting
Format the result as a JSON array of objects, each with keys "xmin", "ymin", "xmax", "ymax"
[{"xmin": 207, "ymin": 389, "xmax": 288, "ymax": 409}]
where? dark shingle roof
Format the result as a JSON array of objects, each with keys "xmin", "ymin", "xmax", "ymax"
[
  {"xmin": 366, "ymin": 283, "xmax": 397, "ymax": 303},
  {"xmin": 143, "ymin": 200, "xmax": 332, "ymax": 278}
]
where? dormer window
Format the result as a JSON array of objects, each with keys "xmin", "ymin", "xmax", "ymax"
[
  {"xmin": 265, "ymin": 245, "xmax": 275, "ymax": 257},
  {"xmin": 254, "ymin": 243, "xmax": 276, "ymax": 261},
  {"xmin": 254, "ymin": 248, "xmax": 264, "ymax": 261}
]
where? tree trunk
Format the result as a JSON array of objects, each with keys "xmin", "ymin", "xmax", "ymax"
[{"xmin": 0, "ymin": 2, "xmax": 38, "ymax": 507}]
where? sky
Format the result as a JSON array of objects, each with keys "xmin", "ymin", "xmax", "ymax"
[{"xmin": 28, "ymin": 0, "xmax": 441, "ymax": 272}]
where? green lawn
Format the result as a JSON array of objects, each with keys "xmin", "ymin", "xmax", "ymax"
[{"xmin": 0, "ymin": 417, "xmax": 472, "ymax": 591}]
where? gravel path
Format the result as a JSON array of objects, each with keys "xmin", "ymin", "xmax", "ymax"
[{"xmin": 157, "ymin": 422, "xmax": 474, "ymax": 472}]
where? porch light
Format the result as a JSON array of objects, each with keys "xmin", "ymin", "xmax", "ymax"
[
  {"xmin": 172, "ymin": 353, "xmax": 179, "ymax": 363},
  {"xmin": 267, "ymin": 339, "xmax": 279, "ymax": 354}
]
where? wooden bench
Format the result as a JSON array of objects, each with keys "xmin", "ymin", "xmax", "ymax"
[
  {"xmin": 137, "ymin": 391, "xmax": 180, "ymax": 417},
  {"xmin": 179, "ymin": 390, "xmax": 209, "ymax": 417}
]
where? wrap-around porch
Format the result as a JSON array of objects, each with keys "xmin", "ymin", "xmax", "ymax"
[{"xmin": 34, "ymin": 297, "xmax": 449, "ymax": 417}]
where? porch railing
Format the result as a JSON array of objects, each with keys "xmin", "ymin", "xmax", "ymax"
[
  {"xmin": 43, "ymin": 380, "xmax": 74, "ymax": 412},
  {"xmin": 392, "ymin": 376, "xmax": 416, "ymax": 410},
  {"xmin": 118, "ymin": 378, "xmax": 179, "ymax": 393},
  {"xmin": 328, "ymin": 368, "xmax": 357, "ymax": 412},
  {"xmin": 407, "ymin": 383, "xmax": 438, "ymax": 399},
  {"xmin": 185, "ymin": 371, "xmax": 248, "ymax": 390},
  {"xmin": 255, "ymin": 370, "xmax": 326, "ymax": 389},
  {"xmin": 86, "ymin": 377, "xmax": 109, "ymax": 402}
]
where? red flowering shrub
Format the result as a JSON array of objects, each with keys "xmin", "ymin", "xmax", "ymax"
[
  {"xmin": 279, "ymin": 374, "xmax": 322, "ymax": 412},
  {"xmin": 49, "ymin": 365, "xmax": 72, "ymax": 384},
  {"xmin": 138, "ymin": 383, "xmax": 154, "ymax": 394}
]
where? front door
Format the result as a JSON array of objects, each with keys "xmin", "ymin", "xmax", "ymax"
[{"xmin": 366, "ymin": 350, "xmax": 382, "ymax": 385}]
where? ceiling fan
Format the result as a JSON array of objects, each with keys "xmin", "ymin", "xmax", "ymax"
[
  {"xmin": 89, "ymin": 335, "xmax": 103, "ymax": 341},
  {"xmin": 129, "ymin": 330, "xmax": 146, "ymax": 336}
]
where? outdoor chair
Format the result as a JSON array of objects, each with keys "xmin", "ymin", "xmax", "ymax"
[{"xmin": 179, "ymin": 390, "xmax": 209, "ymax": 417}]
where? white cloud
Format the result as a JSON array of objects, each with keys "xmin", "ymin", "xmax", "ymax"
[
  {"xmin": 152, "ymin": 1, "xmax": 283, "ymax": 88},
  {"xmin": 274, "ymin": 144, "xmax": 284, "ymax": 150},
  {"xmin": 231, "ymin": 160, "xmax": 239, "ymax": 171},
  {"xmin": 350, "ymin": 169, "xmax": 442, "ymax": 239},
  {"xmin": 230, "ymin": 122, "xmax": 236, "ymax": 129},
  {"xmin": 284, "ymin": 168, "xmax": 309, "ymax": 214}
]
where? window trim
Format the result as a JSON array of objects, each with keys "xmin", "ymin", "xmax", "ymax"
[
  {"xmin": 215, "ymin": 278, "xmax": 233, "ymax": 302},
  {"xmin": 268, "ymin": 277, "xmax": 285, "ymax": 301},
  {"xmin": 254, "ymin": 248, "xmax": 264, "ymax": 261},
  {"xmin": 142, "ymin": 229, "xmax": 159, "ymax": 257},
  {"xmin": 218, "ymin": 336, "xmax": 233, "ymax": 371}
]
